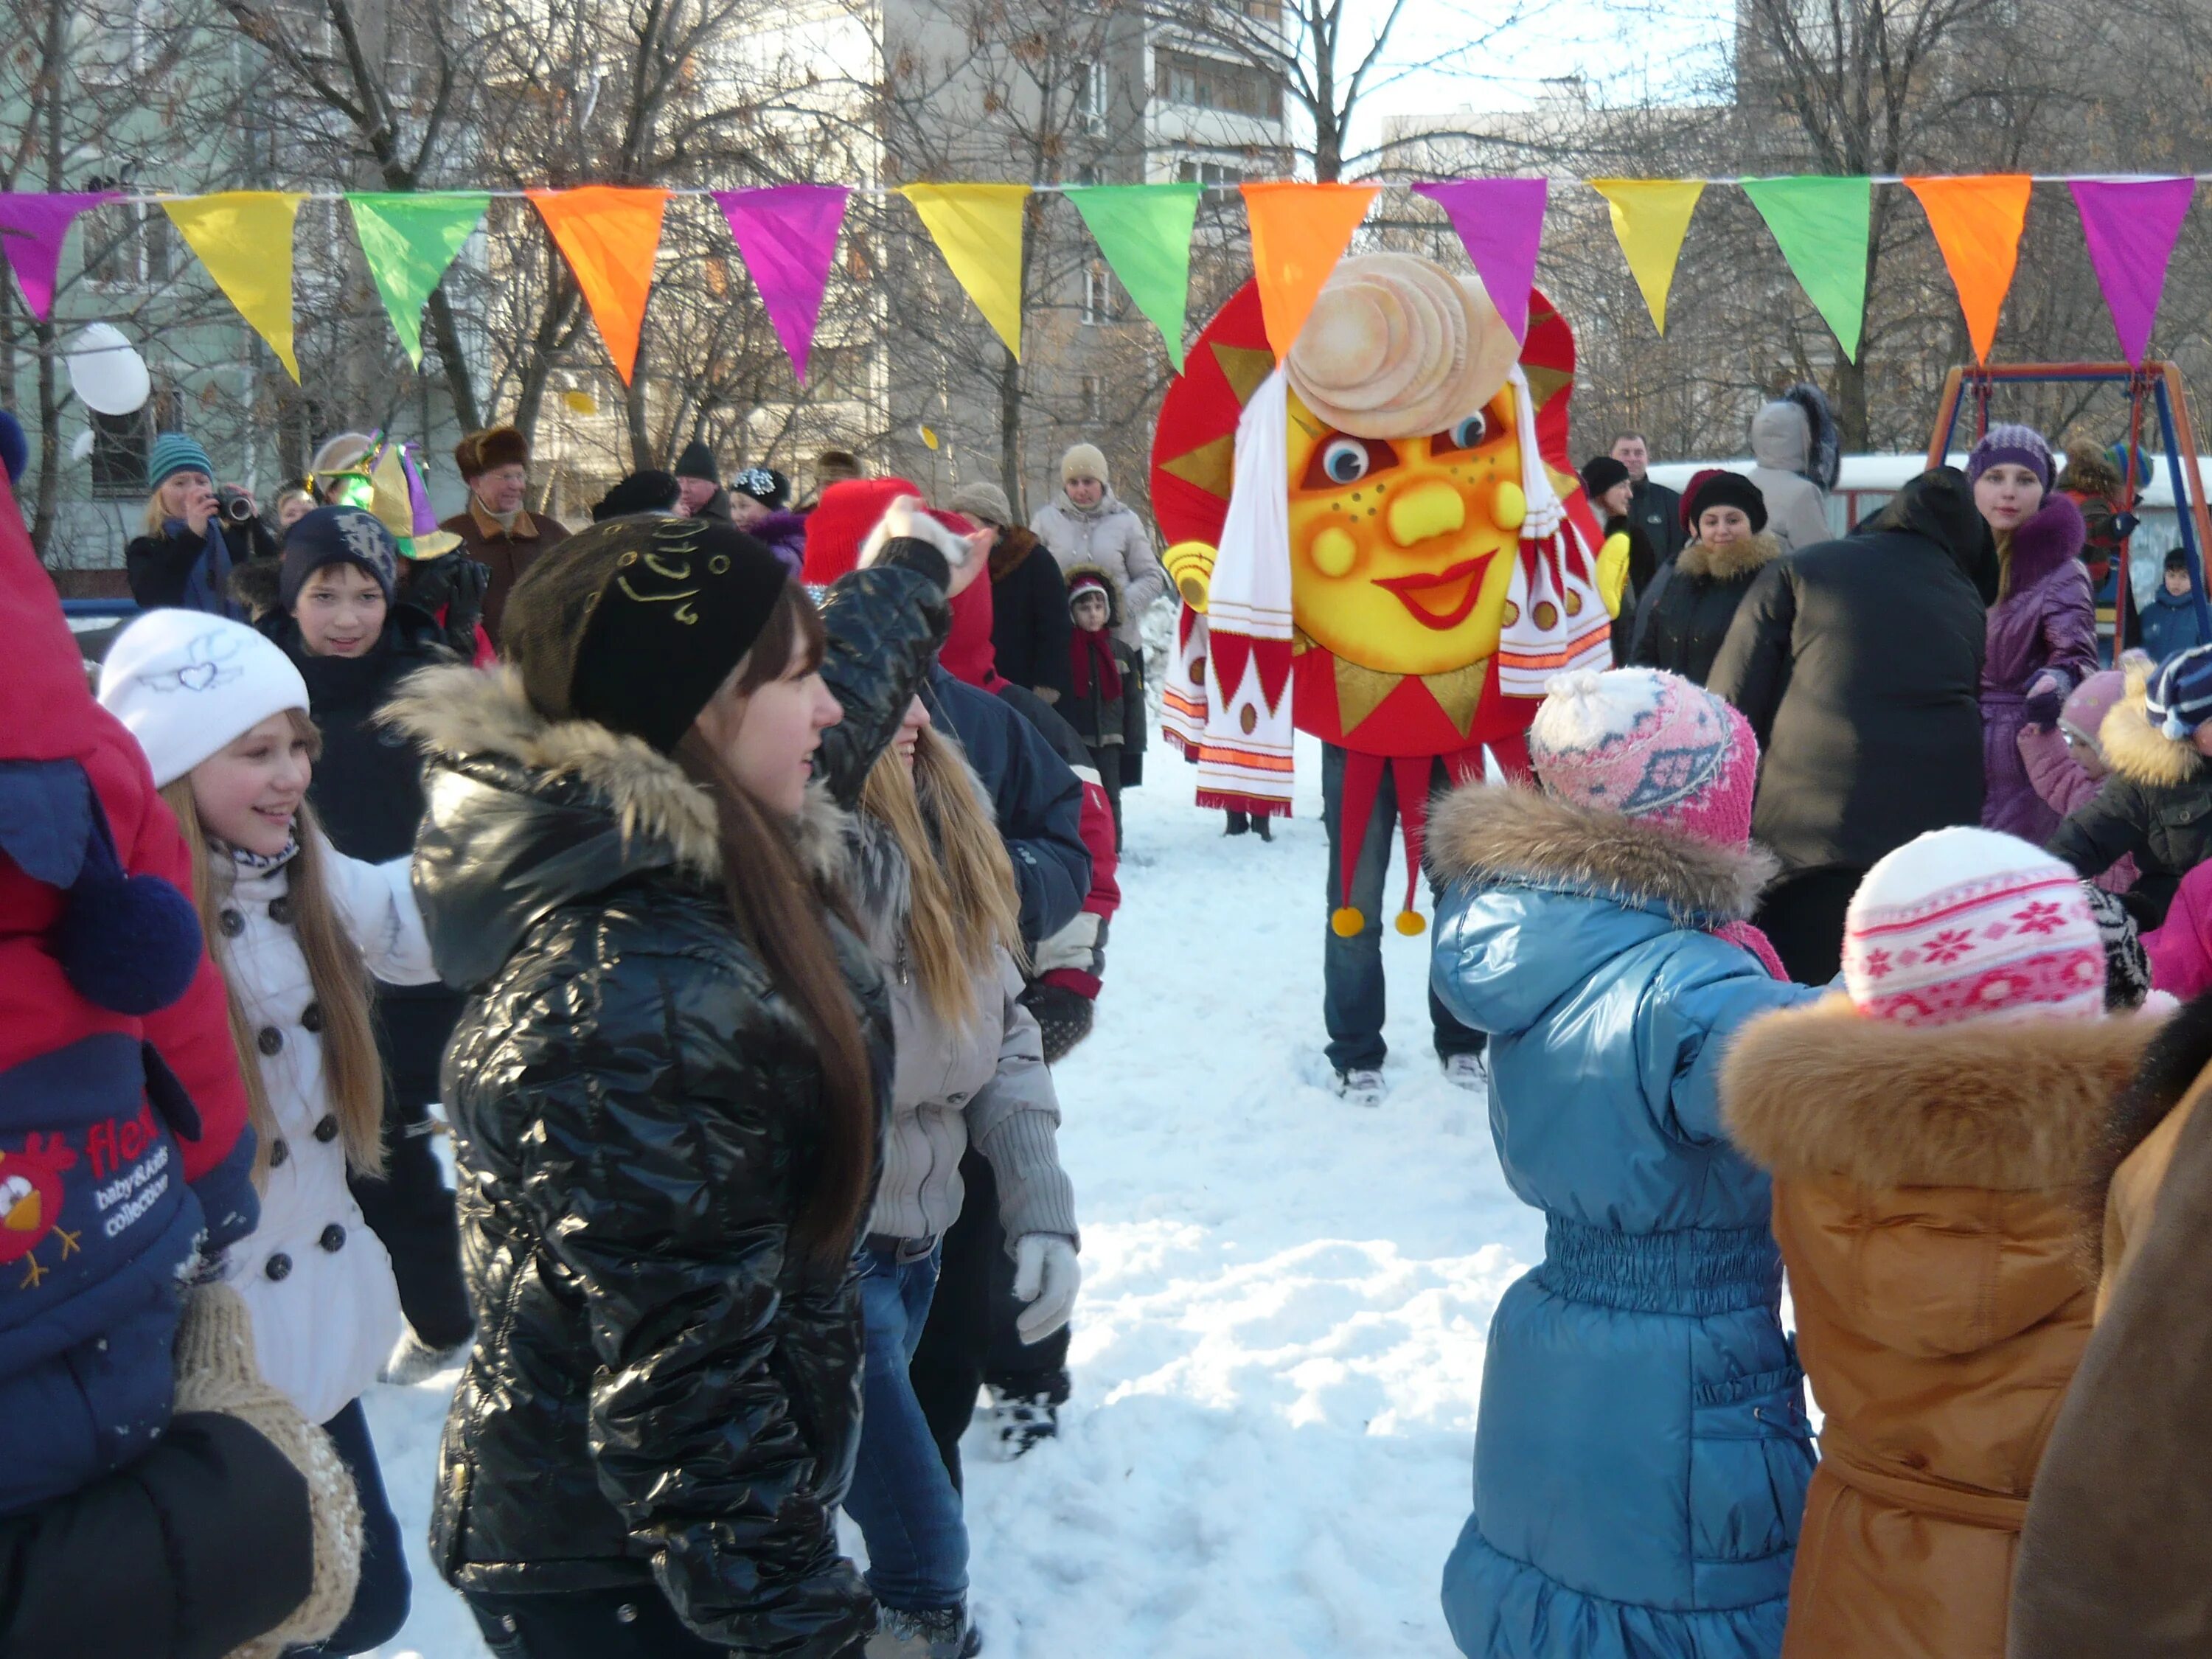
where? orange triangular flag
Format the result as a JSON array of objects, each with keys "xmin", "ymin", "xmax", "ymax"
[
  {"xmin": 1905, "ymin": 175, "xmax": 2032, "ymax": 365},
  {"xmin": 528, "ymin": 187, "xmax": 671, "ymax": 383},
  {"xmin": 1239, "ymin": 182, "xmax": 1379, "ymax": 359}
]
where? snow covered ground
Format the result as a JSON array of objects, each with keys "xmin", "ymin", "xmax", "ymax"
[{"xmin": 361, "ymin": 731, "xmax": 1543, "ymax": 1658}]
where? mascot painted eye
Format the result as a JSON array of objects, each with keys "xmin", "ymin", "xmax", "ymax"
[
  {"xmin": 1309, "ymin": 436, "xmax": 1396, "ymax": 489},
  {"xmin": 1433, "ymin": 412, "xmax": 1489, "ymax": 454}
]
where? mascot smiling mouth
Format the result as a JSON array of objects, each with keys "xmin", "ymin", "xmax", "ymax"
[{"xmin": 1374, "ymin": 557, "xmax": 1493, "ymax": 630}]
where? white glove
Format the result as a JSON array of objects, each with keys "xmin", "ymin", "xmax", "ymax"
[{"xmin": 1012, "ymin": 1234, "xmax": 1080, "ymax": 1343}]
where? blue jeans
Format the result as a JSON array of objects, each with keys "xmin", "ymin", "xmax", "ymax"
[
  {"xmin": 1321, "ymin": 742, "xmax": 1486, "ymax": 1074},
  {"xmin": 843, "ymin": 1240, "xmax": 969, "ymax": 1613},
  {"xmin": 291, "ymin": 1397, "xmax": 409, "ymax": 1655}
]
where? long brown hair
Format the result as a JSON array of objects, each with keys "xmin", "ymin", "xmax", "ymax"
[
  {"xmin": 676, "ymin": 583, "xmax": 877, "ymax": 1273},
  {"xmin": 858, "ymin": 727, "xmax": 1025, "ymax": 1030},
  {"xmin": 162, "ymin": 709, "xmax": 384, "ymax": 1183}
]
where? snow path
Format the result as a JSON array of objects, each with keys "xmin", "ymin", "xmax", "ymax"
[{"xmin": 361, "ymin": 731, "xmax": 1541, "ymax": 1657}]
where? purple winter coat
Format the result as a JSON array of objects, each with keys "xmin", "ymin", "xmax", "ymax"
[
  {"xmin": 753, "ymin": 509, "xmax": 808, "ymax": 577},
  {"xmin": 1981, "ymin": 495, "xmax": 2098, "ymax": 841}
]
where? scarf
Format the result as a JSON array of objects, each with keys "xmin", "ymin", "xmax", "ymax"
[
  {"xmin": 1071, "ymin": 627, "xmax": 1122, "ymax": 700},
  {"xmin": 170, "ymin": 518, "xmax": 243, "ymax": 622},
  {"xmin": 1713, "ymin": 918, "xmax": 1787, "ymax": 980},
  {"xmin": 214, "ymin": 833, "xmax": 301, "ymax": 878}
]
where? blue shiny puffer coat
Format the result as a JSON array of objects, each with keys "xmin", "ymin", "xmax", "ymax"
[{"xmin": 1426, "ymin": 784, "xmax": 1823, "ymax": 1659}]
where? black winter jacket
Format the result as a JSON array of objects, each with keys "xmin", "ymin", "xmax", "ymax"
[
  {"xmin": 1629, "ymin": 475, "xmax": 1686, "ymax": 566},
  {"xmin": 0, "ymin": 1412, "xmax": 313, "ymax": 1659},
  {"xmin": 127, "ymin": 516, "xmax": 275, "ymax": 617},
  {"xmin": 1706, "ymin": 469, "xmax": 1989, "ymax": 874},
  {"xmin": 925, "ymin": 666, "xmax": 1089, "ymax": 951},
  {"xmin": 989, "ymin": 531, "xmax": 1072, "ymax": 703},
  {"xmin": 2048, "ymin": 692, "xmax": 2212, "ymax": 926},
  {"xmin": 389, "ymin": 559, "xmax": 950, "ymax": 1657},
  {"xmin": 1629, "ymin": 531, "xmax": 1782, "ymax": 685}
]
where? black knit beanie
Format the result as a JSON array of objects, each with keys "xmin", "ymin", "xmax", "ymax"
[
  {"xmin": 278, "ymin": 506, "xmax": 399, "ymax": 611},
  {"xmin": 674, "ymin": 439, "xmax": 719, "ymax": 484},
  {"xmin": 1579, "ymin": 455, "xmax": 1631, "ymax": 499},
  {"xmin": 502, "ymin": 515, "xmax": 793, "ymax": 754},
  {"xmin": 592, "ymin": 470, "xmax": 681, "ymax": 522}
]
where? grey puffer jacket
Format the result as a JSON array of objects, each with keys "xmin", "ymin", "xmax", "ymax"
[
  {"xmin": 845, "ymin": 807, "xmax": 1078, "ymax": 1252},
  {"xmin": 1747, "ymin": 400, "xmax": 1834, "ymax": 555},
  {"xmin": 1029, "ymin": 488, "xmax": 1166, "ymax": 649}
]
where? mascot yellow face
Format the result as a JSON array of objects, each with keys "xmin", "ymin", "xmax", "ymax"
[
  {"xmin": 1287, "ymin": 380, "xmax": 1529, "ymax": 679},
  {"xmin": 1283, "ymin": 253, "xmax": 1530, "ymax": 681}
]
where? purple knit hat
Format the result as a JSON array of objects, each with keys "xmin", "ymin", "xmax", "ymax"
[
  {"xmin": 1528, "ymin": 668, "xmax": 1760, "ymax": 849},
  {"xmin": 1967, "ymin": 422, "xmax": 2053, "ymax": 490}
]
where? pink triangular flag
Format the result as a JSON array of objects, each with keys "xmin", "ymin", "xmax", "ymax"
[
  {"xmin": 713, "ymin": 185, "xmax": 850, "ymax": 384},
  {"xmin": 2070, "ymin": 178, "xmax": 2195, "ymax": 366},
  {"xmin": 0, "ymin": 193, "xmax": 121, "ymax": 320},
  {"xmin": 1413, "ymin": 178, "xmax": 1549, "ymax": 343}
]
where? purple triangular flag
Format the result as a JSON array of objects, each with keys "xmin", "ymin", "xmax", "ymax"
[
  {"xmin": 0, "ymin": 193, "xmax": 121, "ymax": 321},
  {"xmin": 2070, "ymin": 178, "xmax": 2195, "ymax": 366},
  {"xmin": 1413, "ymin": 178, "xmax": 1549, "ymax": 343},
  {"xmin": 713, "ymin": 186, "xmax": 851, "ymax": 385}
]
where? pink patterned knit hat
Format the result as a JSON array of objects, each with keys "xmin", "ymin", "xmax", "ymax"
[
  {"xmin": 1843, "ymin": 827, "xmax": 2104, "ymax": 1026},
  {"xmin": 1528, "ymin": 668, "xmax": 1759, "ymax": 848}
]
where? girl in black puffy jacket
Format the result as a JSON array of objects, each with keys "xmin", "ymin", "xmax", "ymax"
[{"xmin": 389, "ymin": 506, "xmax": 973, "ymax": 1659}]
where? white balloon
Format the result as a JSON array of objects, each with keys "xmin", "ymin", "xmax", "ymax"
[{"xmin": 65, "ymin": 323, "xmax": 150, "ymax": 417}]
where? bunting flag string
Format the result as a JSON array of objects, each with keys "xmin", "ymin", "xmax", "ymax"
[
  {"xmin": 0, "ymin": 194, "xmax": 121, "ymax": 321},
  {"xmin": 528, "ymin": 186, "xmax": 671, "ymax": 385},
  {"xmin": 1239, "ymin": 181, "xmax": 1377, "ymax": 359},
  {"xmin": 1063, "ymin": 184, "xmax": 1201, "ymax": 370},
  {"xmin": 2070, "ymin": 177, "xmax": 2195, "ymax": 366},
  {"xmin": 162, "ymin": 192, "xmax": 308, "ymax": 380},
  {"xmin": 1905, "ymin": 175, "xmax": 2031, "ymax": 365},
  {"xmin": 714, "ymin": 184, "xmax": 850, "ymax": 385},
  {"xmin": 1587, "ymin": 179, "xmax": 1703, "ymax": 334},
  {"xmin": 1742, "ymin": 175, "xmax": 1872, "ymax": 361},
  {"xmin": 900, "ymin": 184, "xmax": 1031, "ymax": 360},
  {"xmin": 1413, "ymin": 178, "xmax": 1547, "ymax": 343},
  {"xmin": 347, "ymin": 192, "xmax": 490, "ymax": 367}
]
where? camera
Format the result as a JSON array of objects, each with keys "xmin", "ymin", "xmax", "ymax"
[{"xmin": 215, "ymin": 484, "xmax": 256, "ymax": 524}]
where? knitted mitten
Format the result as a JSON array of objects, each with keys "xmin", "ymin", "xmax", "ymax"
[{"xmin": 173, "ymin": 1282, "xmax": 364, "ymax": 1659}]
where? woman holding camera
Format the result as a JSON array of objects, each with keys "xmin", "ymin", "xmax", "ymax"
[{"xmin": 125, "ymin": 432, "xmax": 274, "ymax": 617}]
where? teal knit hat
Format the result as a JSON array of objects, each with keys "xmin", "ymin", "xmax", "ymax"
[{"xmin": 147, "ymin": 431, "xmax": 215, "ymax": 489}]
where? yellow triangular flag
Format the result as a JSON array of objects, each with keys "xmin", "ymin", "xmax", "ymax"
[
  {"xmin": 1588, "ymin": 180, "xmax": 1705, "ymax": 335},
  {"xmin": 163, "ymin": 192, "xmax": 307, "ymax": 380},
  {"xmin": 900, "ymin": 184, "xmax": 1029, "ymax": 359}
]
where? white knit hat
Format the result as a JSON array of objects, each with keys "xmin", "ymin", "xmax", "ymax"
[
  {"xmin": 97, "ymin": 611, "xmax": 308, "ymax": 787},
  {"xmin": 1842, "ymin": 827, "xmax": 2105, "ymax": 1026}
]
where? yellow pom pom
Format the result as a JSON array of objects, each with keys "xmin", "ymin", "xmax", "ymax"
[
  {"xmin": 1395, "ymin": 910, "xmax": 1427, "ymax": 936},
  {"xmin": 1331, "ymin": 905, "xmax": 1365, "ymax": 937},
  {"xmin": 1164, "ymin": 540, "xmax": 1217, "ymax": 613}
]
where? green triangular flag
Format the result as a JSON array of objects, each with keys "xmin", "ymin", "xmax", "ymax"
[
  {"xmin": 1063, "ymin": 184, "xmax": 1202, "ymax": 370},
  {"xmin": 1741, "ymin": 175, "xmax": 1871, "ymax": 361},
  {"xmin": 347, "ymin": 191, "xmax": 491, "ymax": 366}
]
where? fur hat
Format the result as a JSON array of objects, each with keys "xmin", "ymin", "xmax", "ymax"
[
  {"xmin": 98, "ymin": 613, "xmax": 309, "ymax": 788},
  {"xmin": 1968, "ymin": 422, "xmax": 2054, "ymax": 490},
  {"xmin": 454, "ymin": 425, "xmax": 529, "ymax": 481},
  {"xmin": 2147, "ymin": 642, "xmax": 2212, "ymax": 739},
  {"xmin": 948, "ymin": 480, "xmax": 1014, "ymax": 526},
  {"xmin": 502, "ymin": 515, "xmax": 792, "ymax": 755},
  {"xmin": 1683, "ymin": 468, "xmax": 1768, "ymax": 535},
  {"xmin": 1528, "ymin": 668, "xmax": 1759, "ymax": 850},
  {"xmin": 1843, "ymin": 827, "xmax": 2105, "ymax": 1026},
  {"xmin": 1061, "ymin": 443, "xmax": 1109, "ymax": 487},
  {"xmin": 591, "ymin": 469, "xmax": 680, "ymax": 522},
  {"xmin": 278, "ymin": 507, "xmax": 397, "ymax": 611},
  {"xmin": 148, "ymin": 432, "xmax": 216, "ymax": 490}
]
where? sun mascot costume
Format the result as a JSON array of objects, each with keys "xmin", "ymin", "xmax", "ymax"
[{"xmin": 1152, "ymin": 252, "xmax": 1621, "ymax": 934}]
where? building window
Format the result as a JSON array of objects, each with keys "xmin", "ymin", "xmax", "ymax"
[
  {"xmin": 1083, "ymin": 375, "xmax": 1105, "ymax": 422},
  {"xmin": 1174, "ymin": 158, "xmax": 1246, "ymax": 187},
  {"xmin": 1075, "ymin": 63, "xmax": 1110, "ymax": 131},
  {"xmin": 89, "ymin": 408, "xmax": 150, "ymax": 498},
  {"xmin": 1158, "ymin": 49, "xmax": 1281, "ymax": 119},
  {"xmin": 1082, "ymin": 260, "xmax": 1117, "ymax": 326},
  {"xmin": 80, "ymin": 201, "xmax": 173, "ymax": 291}
]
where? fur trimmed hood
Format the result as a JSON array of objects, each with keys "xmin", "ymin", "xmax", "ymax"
[
  {"xmin": 2099, "ymin": 689, "xmax": 2210, "ymax": 788},
  {"xmin": 2000, "ymin": 493, "xmax": 2087, "ymax": 599},
  {"xmin": 1061, "ymin": 560, "xmax": 1127, "ymax": 628},
  {"xmin": 1722, "ymin": 994, "xmax": 2159, "ymax": 1191},
  {"xmin": 1674, "ymin": 530, "xmax": 1782, "ymax": 584},
  {"xmin": 1427, "ymin": 782, "xmax": 1776, "ymax": 925}
]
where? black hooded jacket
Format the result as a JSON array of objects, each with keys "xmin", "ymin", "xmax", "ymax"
[
  {"xmin": 1707, "ymin": 467, "xmax": 1990, "ymax": 872},
  {"xmin": 386, "ymin": 557, "xmax": 950, "ymax": 1656}
]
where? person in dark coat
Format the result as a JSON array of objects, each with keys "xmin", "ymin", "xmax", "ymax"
[
  {"xmin": 953, "ymin": 480, "xmax": 1072, "ymax": 707},
  {"xmin": 1577, "ymin": 455, "xmax": 1658, "ymax": 667},
  {"xmin": 386, "ymin": 510, "xmax": 964, "ymax": 1658},
  {"xmin": 2048, "ymin": 645, "xmax": 2212, "ymax": 926},
  {"xmin": 439, "ymin": 425, "xmax": 572, "ymax": 645},
  {"xmin": 1061, "ymin": 565, "xmax": 1144, "ymax": 844},
  {"xmin": 2140, "ymin": 548, "xmax": 2206, "ymax": 664},
  {"xmin": 258, "ymin": 507, "xmax": 474, "ymax": 1377},
  {"xmin": 1706, "ymin": 467, "xmax": 1989, "ymax": 982},
  {"xmin": 1610, "ymin": 432, "xmax": 1686, "ymax": 566},
  {"xmin": 1630, "ymin": 470, "xmax": 1781, "ymax": 686},
  {"xmin": 673, "ymin": 438, "xmax": 733, "ymax": 524},
  {"xmin": 125, "ymin": 433, "xmax": 275, "ymax": 617}
]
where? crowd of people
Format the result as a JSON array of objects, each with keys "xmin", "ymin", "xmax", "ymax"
[{"xmin": 6, "ymin": 382, "xmax": 2212, "ymax": 1659}]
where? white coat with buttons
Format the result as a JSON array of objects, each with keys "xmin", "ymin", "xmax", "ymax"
[{"xmin": 219, "ymin": 832, "xmax": 437, "ymax": 1424}]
